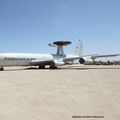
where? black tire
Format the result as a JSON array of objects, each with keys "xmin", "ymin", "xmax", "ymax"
[
  {"xmin": 0, "ymin": 67, "xmax": 4, "ymax": 71},
  {"xmin": 50, "ymin": 66, "xmax": 57, "ymax": 69},
  {"xmin": 38, "ymin": 65, "xmax": 45, "ymax": 69}
]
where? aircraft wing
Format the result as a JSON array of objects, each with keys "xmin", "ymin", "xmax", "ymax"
[
  {"xmin": 30, "ymin": 54, "xmax": 120, "ymax": 65},
  {"xmin": 63, "ymin": 54, "xmax": 120, "ymax": 62},
  {"xmin": 88, "ymin": 54, "xmax": 120, "ymax": 60},
  {"xmin": 30, "ymin": 60, "xmax": 54, "ymax": 66}
]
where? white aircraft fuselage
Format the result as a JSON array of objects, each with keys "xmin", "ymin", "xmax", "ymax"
[
  {"xmin": 0, "ymin": 53, "xmax": 53, "ymax": 66},
  {"xmin": 0, "ymin": 53, "xmax": 78, "ymax": 67}
]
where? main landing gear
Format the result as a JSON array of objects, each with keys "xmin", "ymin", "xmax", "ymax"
[
  {"xmin": 50, "ymin": 65, "xmax": 57, "ymax": 69},
  {"xmin": 38, "ymin": 65, "xmax": 45, "ymax": 69},
  {"xmin": 0, "ymin": 67, "xmax": 4, "ymax": 71}
]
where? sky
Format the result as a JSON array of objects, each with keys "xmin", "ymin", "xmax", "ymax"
[{"xmin": 0, "ymin": 0, "xmax": 120, "ymax": 56}]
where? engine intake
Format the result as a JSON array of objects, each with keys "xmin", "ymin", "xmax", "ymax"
[{"xmin": 79, "ymin": 58, "xmax": 85, "ymax": 64}]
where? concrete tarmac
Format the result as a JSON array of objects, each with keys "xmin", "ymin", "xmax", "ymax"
[{"xmin": 0, "ymin": 65, "xmax": 120, "ymax": 120}]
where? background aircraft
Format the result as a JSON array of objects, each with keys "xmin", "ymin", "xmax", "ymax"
[{"xmin": 0, "ymin": 40, "xmax": 120, "ymax": 71}]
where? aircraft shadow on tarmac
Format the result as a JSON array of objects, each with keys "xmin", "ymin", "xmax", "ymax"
[
  {"xmin": 63, "ymin": 65, "xmax": 120, "ymax": 70},
  {"xmin": 3, "ymin": 66, "xmax": 120, "ymax": 71},
  {"xmin": 4, "ymin": 67, "xmax": 58, "ymax": 71}
]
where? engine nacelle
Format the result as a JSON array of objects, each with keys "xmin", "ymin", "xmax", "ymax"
[
  {"xmin": 79, "ymin": 58, "xmax": 85, "ymax": 64},
  {"xmin": 79, "ymin": 57, "xmax": 94, "ymax": 65}
]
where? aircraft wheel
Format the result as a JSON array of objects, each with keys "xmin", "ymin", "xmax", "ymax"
[
  {"xmin": 39, "ymin": 65, "xmax": 45, "ymax": 69},
  {"xmin": 0, "ymin": 67, "xmax": 4, "ymax": 71},
  {"xmin": 50, "ymin": 66, "xmax": 57, "ymax": 69}
]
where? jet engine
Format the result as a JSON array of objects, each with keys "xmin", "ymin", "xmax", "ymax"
[
  {"xmin": 79, "ymin": 57, "xmax": 94, "ymax": 65},
  {"xmin": 79, "ymin": 58, "xmax": 85, "ymax": 64}
]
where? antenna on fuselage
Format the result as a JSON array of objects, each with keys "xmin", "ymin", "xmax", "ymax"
[{"xmin": 49, "ymin": 41, "xmax": 72, "ymax": 56}]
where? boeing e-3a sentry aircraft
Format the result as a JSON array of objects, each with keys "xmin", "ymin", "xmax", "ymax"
[
  {"xmin": 0, "ymin": 40, "xmax": 120, "ymax": 71},
  {"xmin": 0, "ymin": 41, "xmax": 81, "ymax": 71}
]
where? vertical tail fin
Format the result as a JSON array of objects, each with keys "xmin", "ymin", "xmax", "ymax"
[{"xmin": 74, "ymin": 39, "xmax": 83, "ymax": 56}]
